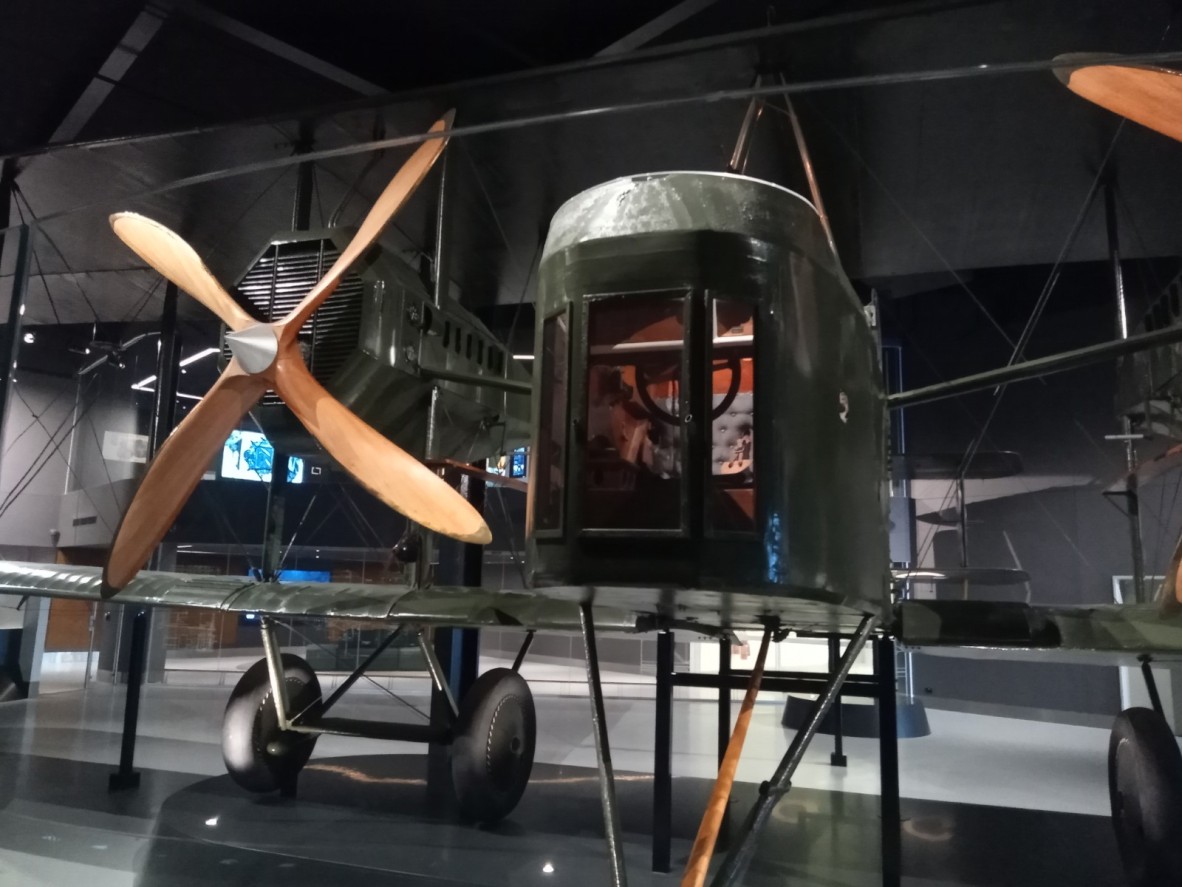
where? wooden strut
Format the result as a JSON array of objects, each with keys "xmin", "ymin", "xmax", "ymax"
[{"xmin": 681, "ymin": 627, "xmax": 772, "ymax": 887}]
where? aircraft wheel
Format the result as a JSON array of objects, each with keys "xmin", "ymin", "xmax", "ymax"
[
  {"xmin": 222, "ymin": 654, "xmax": 321, "ymax": 793},
  {"xmin": 1108, "ymin": 707, "xmax": 1182, "ymax": 886},
  {"xmin": 451, "ymin": 667, "xmax": 536, "ymax": 822}
]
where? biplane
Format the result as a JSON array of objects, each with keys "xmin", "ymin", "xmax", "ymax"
[{"xmin": 5, "ymin": 53, "xmax": 1182, "ymax": 887}]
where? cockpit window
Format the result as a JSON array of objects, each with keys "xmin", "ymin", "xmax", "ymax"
[
  {"xmin": 533, "ymin": 314, "xmax": 568, "ymax": 532},
  {"xmin": 709, "ymin": 298, "xmax": 755, "ymax": 532},
  {"xmin": 582, "ymin": 296, "xmax": 685, "ymax": 531}
]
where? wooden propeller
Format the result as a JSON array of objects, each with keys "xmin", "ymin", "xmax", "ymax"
[
  {"xmin": 102, "ymin": 112, "xmax": 491, "ymax": 597},
  {"xmin": 1055, "ymin": 54, "xmax": 1182, "ymax": 144}
]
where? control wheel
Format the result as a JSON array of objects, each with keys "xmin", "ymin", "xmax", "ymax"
[
  {"xmin": 1109, "ymin": 707, "xmax": 1182, "ymax": 886},
  {"xmin": 222, "ymin": 654, "xmax": 321, "ymax": 794},
  {"xmin": 451, "ymin": 667, "xmax": 536, "ymax": 822}
]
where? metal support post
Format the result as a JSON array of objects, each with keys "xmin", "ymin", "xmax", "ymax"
[
  {"xmin": 652, "ymin": 629, "xmax": 674, "ymax": 873},
  {"xmin": 428, "ymin": 465, "xmax": 483, "ymax": 795},
  {"xmin": 1105, "ymin": 178, "xmax": 1146, "ymax": 604},
  {"xmin": 716, "ymin": 635, "xmax": 732, "ymax": 846},
  {"xmin": 512, "ymin": 630, "xmax": 535, "ymax": 672},
  {"xmin": 110, "ymin": 279, "xmax": 179, "ymax": 791},
  {"xmin": 259, "ymin": 617, "xmax": 292, "ymax": 729},
  {"xmin": 108, "ymin": 609, "xmax": 148, "ymax": 790},
  {"xmin": 580, "ymin": 602, "xmax": 629, "ymax": 887},
  {"xmin": 1140, "ymin": 656, "xmax": 1165, "ymax": 719},
  {"xmin": 717, "ymin": 637, "xmax": 732, "ymax": 766},
  {"xmin": 710, "ymin": 615, "xmax": 877, "ymax": 887},
  {"xmin": 727, "ymin": 72, "xmax": 763, "ymax": 174},
  {"xmin": 877, "ymin": 636, "xmax": 902, "ymax": 887},
  {"xmin": 291, "ymin": 122, "xmax": 315, "ymax": 232},
  {"xmin": 261, "ymin": 455, "xmax": 288, "ymax": 580},
  {"xmin": 418, "ymin": 629, "xmax": 460, "ymax": 720},
  {"xmin": 829, "ymin": 635, "xmax": 848, "ymax": 767}
]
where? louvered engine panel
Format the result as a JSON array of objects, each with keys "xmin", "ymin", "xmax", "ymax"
[{"xmin": 228, "ymin": 239, "xmax": 365, "ymax": 406}]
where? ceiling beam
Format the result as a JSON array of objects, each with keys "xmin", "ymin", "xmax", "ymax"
[
  {"xmin": 172, "ymin": 0, "xmax": 387, "ymax": 97},
  {"xmin": 595, "ymin": 0, "xmax": 721, "ymax": 57},
  {"xmin": 49, "ymin": 1, "xmax": 172, "ymax": 145}
]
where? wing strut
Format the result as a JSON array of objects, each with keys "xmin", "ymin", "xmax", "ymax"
[
  {"xmin": 580, "ymin": 602, "xmax": 629, "ymax": 887},
  {"xmin": 708, "ymin": 615, "xmax": 879, "ymax": 887}
]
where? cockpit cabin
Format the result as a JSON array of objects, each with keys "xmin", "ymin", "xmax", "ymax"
[{"xmin": 526, "ymin": 172, "xmax": 889, "ymax": 622}]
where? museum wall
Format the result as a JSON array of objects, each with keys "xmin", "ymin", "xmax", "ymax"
[{"xmin": 0, "ymin": 370, "xmax": 75, "ymax": 548}]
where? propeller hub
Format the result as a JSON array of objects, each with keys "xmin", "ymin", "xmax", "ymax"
[{"xmin": 225, "ymin": 325, "xmax": 278, "ymax": 375}]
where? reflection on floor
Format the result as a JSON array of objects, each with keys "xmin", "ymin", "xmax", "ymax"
[{"xmin": 0, "ymin": 683, "xmax": 1129, "ymax": 886}]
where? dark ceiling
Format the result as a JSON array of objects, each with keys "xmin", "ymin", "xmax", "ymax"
[{"xmin": 2, "ymin": 0, "xmax": 1182, "ymax": 352}]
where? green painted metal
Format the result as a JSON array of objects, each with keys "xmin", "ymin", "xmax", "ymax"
[
  {"xmin": 526, "ymin": 172, "xmax": 890, "ymax": 626},
  {"xmin": 0, "ymin": 562, "xmax": 639, "ymax": 632},
  {"xmin": 232, "ymin": 227, "xmax": 531, "ymax": 459},
  {"xmin": 900, "ymin": 598, "xmax": 1182, "ymax": 665}
]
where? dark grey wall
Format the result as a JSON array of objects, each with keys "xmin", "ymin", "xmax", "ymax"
[{"xmin": 0, "ymin": 370, "xmax": 75, "ymax": 548}]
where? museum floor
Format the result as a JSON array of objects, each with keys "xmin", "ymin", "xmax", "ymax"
[{"xmin": 0, "ymin": 669, "xmax": 1132, "ymax": 886}]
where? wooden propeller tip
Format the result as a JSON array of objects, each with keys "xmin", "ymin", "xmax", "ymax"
[
  {"xmin": 99, "ymin": 581, "xmax": 122, "ymax": 601},
  {"xmin": 467, "ymin": 524, "xmax": 493, "ymax": 545},
  {"xmin": 1050, "ymin": 52, "xmax": 1121, "ymax": 87}
]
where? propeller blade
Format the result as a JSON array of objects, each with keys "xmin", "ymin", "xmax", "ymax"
[
  {"xmin": 280, "ymin": 112, "xmax": 454, "ymax": 339},
  {"xmin": 103, "ymin": 360, "xmax": 268, "ymax": 594},
  {"xmin": 110, "ymin": 213, "xmax": 256, "ymax": 331},
  {"xmin": 273, "ymin": 356, "xmax": 491, "ymax": 545},
  {"xmin": 1055, "ymin": 56, "xmax": 1182, "ymax": 143}
]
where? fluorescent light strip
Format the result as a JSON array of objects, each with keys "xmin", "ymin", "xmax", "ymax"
[
  {"xmin": 133, "ymin": 387, "xmax": 203, "ymax": 401},
  {"xmin": 513, "ymin": 354, "xmax": 534, "ymax": 360},
  {"xmin": 131, "ymin": 346, "xmax": 222, "ymax": 390}
]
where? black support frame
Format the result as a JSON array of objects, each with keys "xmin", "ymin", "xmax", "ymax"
[{"xmin": 650, "ymin": 623, "xmax": 901, "ymax": 886}]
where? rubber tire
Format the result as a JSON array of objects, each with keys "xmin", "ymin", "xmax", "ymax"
[
  {"xmin": 222, "ymin": 654, "xmax": 321, "ymax": 793},
  {"xmin": 451, "ymin": 667, "xmax": 536, "ymax": 823},
  {"xmin": 1109, "ymin": 707, "xmax": 1182, "ymax": 887}
]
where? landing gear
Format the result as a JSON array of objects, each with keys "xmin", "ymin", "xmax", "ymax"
[
  {"xmin": 1108, "ymin": 707, "xmax": 1182, "ymax": 887},
  {"xmin": 217, "ymin": 628, "xmax": 538, "ymax": 824},
  {"xmin": 451, "ymin": 667, "xmax": 536, "ymax": 822},
  {"xmin": 222, "ymin": 654, "xmax": 321, "ymax": 794}
]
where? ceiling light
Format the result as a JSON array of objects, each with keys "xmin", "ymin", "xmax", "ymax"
[
  {"xmin": 180, "ymin": 346, "xmax": 220, "ymax": 367},
  {"xmin": 21, "ymin": 332, "xmax": 33, "ymax": 344},
  {"xmin": 204, "ymin": 816, "xmax": 219, "ymax": 827},
  {"xmin": 513, "ymin": 354, "xmax": 534, "ymax": 360},
  {"xmin": 132, "ymin": 347, "xmax": 219, "ymax": 394},
  {"xmin": 542, "ymin": 862, "xmax": 554, "ymax": 874}
]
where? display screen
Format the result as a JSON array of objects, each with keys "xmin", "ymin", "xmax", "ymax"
[
  {"xmin": 221, "ymin": 429, "xmax": 304, "ymax": 483},
  {"xmin": 489, "ymin": 447, "xmax": 529, "ymax": 479}
]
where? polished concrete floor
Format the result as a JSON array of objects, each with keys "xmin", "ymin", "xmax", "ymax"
[{"xmin": 0, "ymin": 674, "xmax": 1131, "ymax": 886}]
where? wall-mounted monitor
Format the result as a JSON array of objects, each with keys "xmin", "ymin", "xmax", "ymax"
[
  {"xmin": 221, "ymin": 429, "xmax": 304, "ymax": 484},
  {"xmin": 489, "ymin": 446, "xmax": 529, "ymax": 480}
]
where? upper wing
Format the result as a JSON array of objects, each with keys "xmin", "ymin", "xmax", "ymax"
[{"xmin": 0, "ymin": 562, "xmax": 641, "ymax": 632}]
